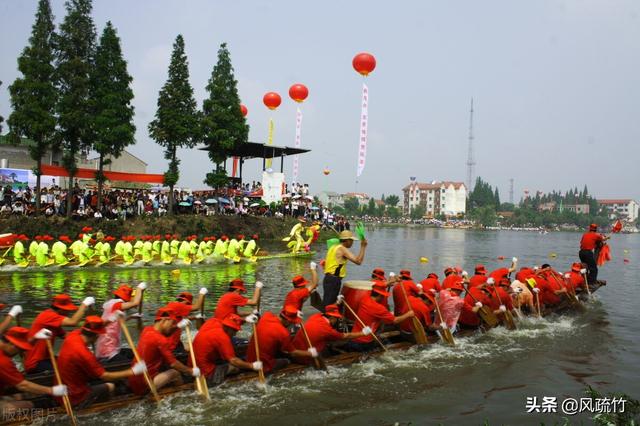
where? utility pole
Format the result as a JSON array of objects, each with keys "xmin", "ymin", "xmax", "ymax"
[
  {"xmin": 466, "ymin": 98, "xmax": 476, "ymax": 192},
  {"xmin": 509, "ymin": 178, "xmax": 514, "ymax": 204}
]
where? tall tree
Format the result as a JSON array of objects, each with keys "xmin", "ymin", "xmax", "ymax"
[
  {"xmin": 385, "ymin": 194, "xmax": 400, "ymax": 207},
  {"xmin": 148, "ymin": 34, "xmax": 199, "ymax": 213},
  {"xmin": 91, "ymin": 21, "xmax": 135, "ymax": 211},
  {"xmin": 55, "ymin": 0, "xmax": 97, "ymax": 217},
  {"xmin": 7, "ymin": 0, "xmax": 57, "ymax": 215},
  {"xmin": 201, "ymin": 42, "xmax": 248, "ymax": 188}
]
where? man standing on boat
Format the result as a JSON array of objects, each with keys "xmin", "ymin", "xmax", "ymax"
[
  {"xmin": 579, "ymin": 224, "xmax": 608, "ymax": 284},
  {"xmin": 322, "ymin": 230, "xmax": 367, "ymax": 307}
]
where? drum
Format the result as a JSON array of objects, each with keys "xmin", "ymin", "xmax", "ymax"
[{"xmin": 341, "ymin": 280, "xmax": 374, "ymax": 320}]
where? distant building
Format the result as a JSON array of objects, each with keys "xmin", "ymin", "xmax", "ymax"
[
  {"xmin": 317, "ymin": 191, "xmax": 344, "ymax": 208},
  {"xmin": 343, "ymin": 192, "xmax": 371, "ymax": 205},
  {"xmin": 402, "ymin": 181, "xmax": 466, "ymax": 217},
  {"xmin": 538, "ymin": 202, "xmax": 556, "ymax": 212},
  {"xmin": 564, "ymin": 204, "xmax": 590, "ymax": 215},
  {"xmin": 597, "ymin": 199, "xmax": 639, "ymax": 222}
]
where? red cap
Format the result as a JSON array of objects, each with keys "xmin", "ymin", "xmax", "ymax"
[
  {"xmin": 4, "ymin": 326, "xmax": 33, "ymax": 351},
  {"xmin": 237, "ymin": 234, "xmax": 245, "ymax": 240},
  {"xmin": 113, "ymin": 284, "xmax": 133, "ymax": 302},
  {"xmin": 222, "ymin": 313, "xmax": 244, "ymax": 331},
  {"xmin": 571, "ymin": 262, "xmax": 582, "ymax": 272},
  {"xmin": 444, "ymin": 267, "xmax": 455, "ymax": 276},
  {"xmin": 498, "ymin": 277, "xmax": 511, "ymax": 287},
  {"xmin": 292, "ymin": 275, "xmax": 309, "ymax": 288},
  {"xmin": 427, "ymin": 273, "xmax": 438, "ymax": 280},
  {"xmin": 82, "ymin": 226, "xmax": 93, "ymax": 233},
  {"xmin": 176, "ymin": 292, "xmax": 193, "ymax": 304},
  {"xmin": 372, "ymin": 281, "xmax": 389, "ymax": 297},
  {"xmin": 229, "ymin": 279, "xmax": 247, "ymax": 293},
  {"xmin": 280, "ymin": 305, "xmax": 302, "ymax": 324},
  {"xmin": 589, "ymin": 223, "xmax": 598, "ymax": 231},
  {"xmin": 221, "ymin": 235, "xmax": 229, "ymax": 241},
  {"xmin": 155, "ymin": 307, "xmax": 177, "ymax": 322},
  {"xmin": 252, "ymin": 234, "xmax": 259, "ymax": 240},
  {"xmin": 371, "ymin": 268, "xmax": 385, "ymax": 279},
  {"xmin": 324, "ymin": 304, "xmax": 343, "ymax": 318},
  {"xmin": 82, "ymin": 316, "xmax": 107, "ymax": 334},
  {"xmin": 52, "ymin": 294, "xmax": 78, "ymax": 311},
  {"xmin": 166, "ymin": 302, "xmax": 192, "ymax": 319},
  {"xmin": 475, "ymin": 264, "xmax": 487, "ymax": 274},
  {"xmin": 399, "ymin": 270, "xmax": 412, "ymax": 279}
]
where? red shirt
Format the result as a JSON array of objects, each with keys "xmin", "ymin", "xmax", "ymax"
[
  {"xmin": 283, "ymin": 287, "xmax": 311, "ymax": 311},
  {"xmin": 292, "ymin": 313, "xmax": 343, "ymax": 353},
  {"xmin": 580, "ymin": 231, "xmax": 604, "ymax": 250},
  {"xmin": 392, "ymin": 280, "xmax": 421, "ymax": 316},
  {"xmin": 565, "ymin": 271, "xmax": 585, "ymax": 291},
  {"xmin": 57, "ymin": 330, "xmax": 106, "ymax": 406},
  {"xmin": 0, "ymin": 351, "xmax": 24, "ymax": 394},
  {"xmin": 214, "ymin": 292, "xmax": 248, "ymax": 320},
  {"xmin": 469, "ymin": 274, "xmax": 487, "ymax": 288},
  {"xmin": 489, "ymin": 268, "xmax": 510, "ymax": 282},
  {"xmin": 420, "ymin": 278, "xmax": 441, "ymax": 293},
  {"xmin": 459, "ymin": 287, "xmax": 491, "ymax": 326},
  {"xmin": 515, "ymin": 268, "xmax": 535, "ymax": 283},
  {"xmin": 25, "ymin": 309, "xmax": 67, "ymax": 372},
  {"xmin": 128, "ymin": 326, "xmax": 177, "ymax": 395},
  {"xmin": 441, "ymin": 274, "xmax": 461, "ymax": 291},
  {"xmin": 246, "ymin": 312, "xmax": 295, "ymax": 373},
  {"xmin": 399, "ymin": 296, "xmax": 432, "ymax": 332},
  {"xmin": 487, "ymin": 286, "xmax": 513, "ymax": 310},
  {"xmin": 352, "ymin": 295, "xmax": 395, "ymax": 344},
  {"xmin": 536, "ymin": 275, "xmax": 562, "ymax": 305},
  {"xmin": 192, "ymin": 320, "xmax": 236, "ymax": 377}
]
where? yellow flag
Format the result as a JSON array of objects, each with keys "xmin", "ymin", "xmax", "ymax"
[{"xmin": 266, "ymin": 118, "xmax": 274, "ymax": 168}]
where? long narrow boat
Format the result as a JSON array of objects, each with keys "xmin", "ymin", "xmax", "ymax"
[{"xmin": 0, "ymin": 282, "xmax": 604, "ymax": 425}]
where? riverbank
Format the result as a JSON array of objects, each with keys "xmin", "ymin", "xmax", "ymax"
[{"xmin": 0, "ymin": 215, "xmax": 307, "ymax": 241}]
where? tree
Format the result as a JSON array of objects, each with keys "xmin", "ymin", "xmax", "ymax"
[
  {"xmin": 367, "ymin": 198, "xmax": 376, "ymax": 216},
  {"xmin": 0, "ymin": 82, "xmax": 4, "ymax": 133},
  {"xmin": 91, "ymin": 21, "xmax": 135, "ymax": 211},
  {"xmin": 55, "ymin": 0, "xmax": 97, "ymax": 217},
  {"xmin": 7, "ymin": 0, "xmax": 57, "ymax": 214},
  {"xmin": 148, "ymin": 34, "xmax": 199, "ymax": 213},
  {"xmin": 410, "ymin": 205, "xmax": 426, "ymax": 220},
  {"xmin": 343, "ymin": 197, "xmax": 359, "ymax": 215},
  {"xmin": 385, "ymin": 194, "xmax": 400, "ymax": 207},
  {"xmin": 469, "ymin": 205, "xmax": 497, "ymax": 227},
  {"xmin": 201, "ymin": 42, "xmax": 248, "ymax": 188},
  {"xmin": 494, "ymin": 187, "xmax": 501, "ymax": 207}
]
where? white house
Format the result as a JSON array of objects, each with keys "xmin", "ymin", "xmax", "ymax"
[
  {"xmin": 402, "ymin": 180, "xmax": 466, "ymax": 217},
  {"xmin": 597, "ymin": 199, "xmax": 639, "ymax": 222}
]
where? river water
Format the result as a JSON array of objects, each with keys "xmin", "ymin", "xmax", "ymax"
[{"xmin": 1, "ymin": 227, "xmax": 638, "ymax": 425}]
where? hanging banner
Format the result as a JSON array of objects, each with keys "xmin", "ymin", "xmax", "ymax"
[
  {"xmin": 266, "ymin": 118, "xmax": 274, "ymax": 168},
  {"xmin": 292, "ymin": 107, "xmax": 302, "ymax": 183},
  {"xmin": 357, "ymin": 82, "xmax": 368, "ymax": 177}
]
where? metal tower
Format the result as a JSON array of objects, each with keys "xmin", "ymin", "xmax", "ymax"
[
  {"xmin": 509, "ymin": 178, "xmax": 514, "ymax": 204},
  {"xmin": 466, "ymin": 98, "xmax": 476, "ymax": 191}
]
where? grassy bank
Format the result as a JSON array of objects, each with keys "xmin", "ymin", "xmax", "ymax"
[{"xmin": 0, "ymin": 215, "xmax": 304, "ymax": 241}]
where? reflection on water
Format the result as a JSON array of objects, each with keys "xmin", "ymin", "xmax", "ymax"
[{"xmin": 1, "ymin": 228, "xmax": 638, "ymax": 425}]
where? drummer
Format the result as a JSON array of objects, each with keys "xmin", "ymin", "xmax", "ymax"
[{"xmin": 322, "ymin": 231, "xmax": 367, "ymax": 307}]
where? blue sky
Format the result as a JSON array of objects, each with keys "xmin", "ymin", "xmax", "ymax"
[{"xmin": 1, "ymin": 0, "xmax": 639, "ymax": 201}]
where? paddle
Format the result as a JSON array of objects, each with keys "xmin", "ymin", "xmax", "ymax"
[
  {"xmin": 136, "ymin": 288, "xmax": 145, "ymax": 332},
  {"xmin": 197, "ymin": 293, "xmax": 206, "ymax": 329},
  {"xmin": 118, "ymin": 317, "xmax": 161, "ymax": 405},
  {"xmin": 580, "ymin": 269, "xmax": 592, "ymax": 297},
  {"xmin": 396, "ymin": 278, "xmax": 428, "ymax": 344},
  {"xmin": 487, "ymin": 280, "xmax": 516, "ymax": 330},
  {"xmin": 300, "ymin": 322, "xmax": 327, "ymax": 371},
  {"xmin": 340, "ymin": 299, "xmax": 387, "ymax": 351},
  {"xmin": 251, "ymin": 323, "xmax": 266, "ymax": 384},
  {"xmin": 433, "ymin": 293, "xmax": 455, "ymax": 345},
  {"xmin": 548, "ymin": 272, "xmax": 584, "ymax": 311},
  {"xmin": 45, "ymin": 339, "xmax": 78, "ymax": 426},
  {"xmin": 184, "ymin": 324, "xmax": 210, "ymax": 400},
  {"xmin": 463, "ymin": 284, "xmax": 499, "ymax": 328}
]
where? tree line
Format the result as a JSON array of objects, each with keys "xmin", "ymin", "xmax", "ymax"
[{"xmin": 4, "ymin": 0, "xmax": 247, "ymax": 216}]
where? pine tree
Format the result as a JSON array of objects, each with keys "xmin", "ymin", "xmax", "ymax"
[
  {"xmin": 91, "ymin": 21, "xmax": 135, "ymax": 211},
  {"xmin": 7, "ymin": 0, "xmax": 57, "ymax": 214},
  {"xmin": 494, "ymin": 187, "xmax": 501, "ymax": 210},
  {"xmin": 149, "ymin": 34, "xmax": 199, "ymax": 214},
  {"xmin": 55, "ymin": 0, "xmax": 97, "ymax": 217},
  {"xmin": 201, "ymin": 42, "xmax": 248, "ymax": 188}
]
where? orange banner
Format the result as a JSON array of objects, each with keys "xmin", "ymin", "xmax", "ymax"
[{"xmin": 40, "ymin": 164, "xmax": 165, "ymax": 184}]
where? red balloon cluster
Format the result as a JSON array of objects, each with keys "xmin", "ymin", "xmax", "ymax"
[
  {"xmin": 352, "ymin": 52, "xmax": 376, "ymax": 76},
  {"xmin": 288, "ymin": 84, "xmax": 309, "ymax": 103},
  {"xmin": 240, "ymin": 104, "xmax": 248, "ymax": 117},
  {"xmin": 263, "ymin": 92, "xmax": 282, "ymax": 110}
]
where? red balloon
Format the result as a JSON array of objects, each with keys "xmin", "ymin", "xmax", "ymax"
[
  {"xmin": 263, "ymin": 92, "xmax": 282, "ymax": 110},
  {"xmin": 352, "ymin": 52, "xmax": 376, "ymax": 76},
  {"xmin": 288, "ymin": 84, "xmax": 309, "ymax": 103},
  {"xmin": 240, "ymin": 104, "xmax": 248, "ymax": 116}
]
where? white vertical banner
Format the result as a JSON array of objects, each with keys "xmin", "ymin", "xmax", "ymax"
[
  {"xmin": 292, "ymin": 107, "xmax": 302, "ymax": 183},
  {"xmin": 357, "ymin": 82, "xmax": 368, "ymax": 177}
]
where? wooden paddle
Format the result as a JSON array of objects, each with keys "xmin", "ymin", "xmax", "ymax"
[
  {"xmin": 433, "ymin": 293, "xmax": 455, "ymax": 345},
  {"xmin": 398, "ymin": 281, "xmax": 428, "ymax": 344},
  {"xmin": 463, "ymin": 284, "xmax": 499, "ymax": 328},
  {"xmin": 45, "ymin": 339, "xmax": 78, "ymax": 426},
  {"xmin": 197, "ymin": 293, "xmax": 205, "ymax": 329},
  {"xmin": 119, "ymin": 317, "xmax": 161, "ymax": 405},
  {"xmin": 251, "ymin": 323, "xmax": 266, "ymax": 383},
  {"xmin": 136, "ymin": 288, "xmax": 145, "ymax": 332},
  {"xmin": 548, "ymin": 272, "xmax": 584, "ymax": 311},
  {"xmin": 300, "ymin": 322, "xmax": 327, "ymax": 371},
  {"xmin": 581, "ymin": 270, "xmax": 591, "ymax": 297},
  {"xmin": 341, "ymin": 299, "xmax": 387, "ymax": 351},
  {"xmin": 489, "ymin": 283, "xmax": 517, "ymax": 330},
  {"xmin": 184, "ymin": 324, "xmax": 210, "ymax": 400}
]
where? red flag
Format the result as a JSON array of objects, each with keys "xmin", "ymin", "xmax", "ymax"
[
  {"xmin": 597, "ymin": 243, "xmax": 612, "ymax": 266},
  {"xmin": 612, "ymin": 220, "xmax": 623, "ymax": 233}
]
